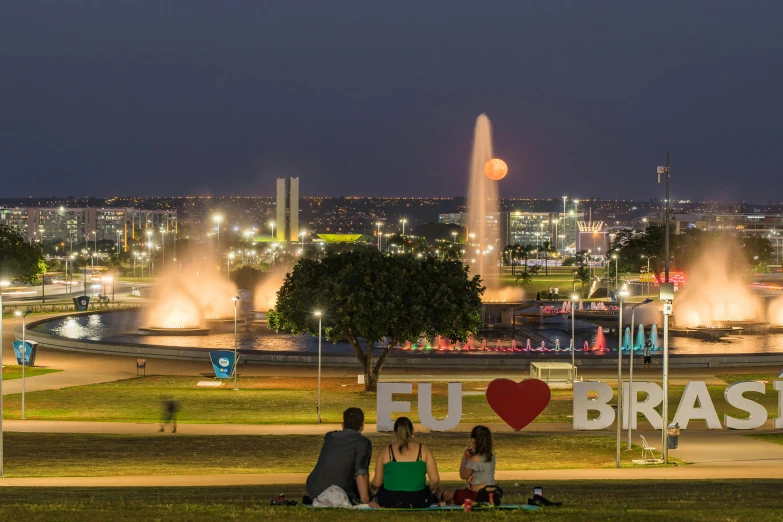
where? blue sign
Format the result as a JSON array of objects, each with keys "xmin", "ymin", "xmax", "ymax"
[
  {"xmin": 13, "ymin": 341, "xmax": 38, "ymax": 366},
  {"xmin": 209, "ymin": 350, "xmax": 238, "ymax": 379},
  {"xmin": 73, "ymin": 296, "xmax": 90, "ymax": 311}
]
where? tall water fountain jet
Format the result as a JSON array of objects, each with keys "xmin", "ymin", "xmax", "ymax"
[
  {"xmin": 675, "ymin": 241, "xmax": 764, "ymax": 328},
  {"xmin": 466, "ymin": 114, "xmax": 522, "ymax": 302}
]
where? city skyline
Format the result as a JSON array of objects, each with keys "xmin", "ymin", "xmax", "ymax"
[{"xmin": 3, "ymin": 1, "xmax": 783, "ymax": 200}]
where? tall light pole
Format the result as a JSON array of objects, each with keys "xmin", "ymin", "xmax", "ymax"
[
  {"xmin": 0, "ymin": 280, "xmax": 10, "ymax": 477},
  {"xmin": 213, "ymin": 214, "xmax": 222, "ymax": 256},
  {"xmin": 570, "ymin": 293, "xmax": 579, "ymax": 376},
  {"xmin": 314, "ymin": 311, "xmax": 323, "ymax": 423},
  {"xmin": 227, "ymin": 252, "xmax": 234, "ymax": 279},
  {"xmin": 628, "ymin": 299, "xmax": 653, "ymax": 449},
  {"xmin": 657, "ymin": 153, "xmax": 671, "ymax": 282},
  {"xmin": 231, "ymin": 296, "xmax": 239, "ymax": 390},
  {"xmin": 616, "ymin": 289, "xmax": 629, "ymax": 468},
  {"xmin": 268, "ymin": 221, "xmax": 276, "ymax": 242},
  {"xmin": 660, "ymin": 283, "xmax": 674, "ymax": 463},
  {"xmin": 300, "ymin": 230, "xmax": 306, "ymax": 255},
  {"xmin": 160, "ymin": 229, "xmax": 166, "ymax": 272},
  {"xmin": 400, "ymin": 218, "xmax": 407, "ymax": 236},
  {"xmin": 15, "ymin": 310, "xmax": 30, "ymax": 419},
  {"xmin": 574, "ymin": 199, "xmax": 580, "ymax": 252},
  {"xmin": 612, "ymin": 254, "xmax": 618, "ymax": 290},
  {"xmin": 376, "ymin": 222, "xmax": 382, "ymax": 251}
]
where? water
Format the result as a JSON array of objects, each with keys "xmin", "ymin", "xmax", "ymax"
[{"xmin": 31, "ymin": 310, "xmax": 783, "ymax": 356}]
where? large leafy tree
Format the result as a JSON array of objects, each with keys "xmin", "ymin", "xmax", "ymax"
[
  {"xmin": 0, "ymin": 225, "xmax": 46, "ymax": 284},
  {"xmin": 268, "ymin": 249, "xmax": 484, "ymax": 391}
]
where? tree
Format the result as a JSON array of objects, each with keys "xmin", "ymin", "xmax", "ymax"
[
  {"xmin": 573, "ymin": 266, "xmax": 591, "ymax": 297},
  {"xmin": 268, "ymin": 250, "xmax": 483, "ymax": 391},
  {"xmin": 0, "ymin": 225, "xmax": 46, "ymax": 284}
]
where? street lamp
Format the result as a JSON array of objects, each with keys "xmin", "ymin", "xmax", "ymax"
[
  {"xmin": 160, "ymin": 229, "xmax": 166, "ymax": 272},
  {"xmin": 376, "ymin": 222, "xmax": 382, "ymax": 251},
  {"xmin": 299, "ymin": 230, "xmax": 307, "ymax": 255},
  {"xmin": 611, "ymin": 254, "xmax": 618, "ymax": 290},
  {"xmin": 268, "ymin": 221, "xmax": 276, "ymax": 241},
  {"xmin": 628, "ymin": 298, "xmax": 653, "ymax": 449},
  {"xmin": 227, "ymin": 252, "xmax": 235, "ymax": 278},
  {"xmin": 232, "ymin": 296, "xmax": 239, "ymax": 390},
  {"xmin": 570, "ymin": 293, "xmax": 579, "ymax": 376},
  {"xmin": 213, "ymin": 214, "xmax": 223, "ymax": 255},
  {"xmin": 616, "ymin": 289, "xmax": 629, "ymax": 468},
  {"xmin": 399, "ymin": 218, "xmax": 407, "ymax": 236},
  {"xmin": 314, "ymin": 311, "xmax": 323, "ymax": 423},
  {"xmin": 15, "ymin": 310, "xmax": 31, "ymax": 419},
  {"xmin": 0, "ymin": 280, "xmax": 9, "ymax": 477}
]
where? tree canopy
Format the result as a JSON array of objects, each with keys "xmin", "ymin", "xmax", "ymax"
[
  {"xmin": 0, "ymin": 225, "xmax": 46, "ymax": 284},
  {"xmin": 268, "ymin": 249, "xmax": 484, "ymax": 391}
]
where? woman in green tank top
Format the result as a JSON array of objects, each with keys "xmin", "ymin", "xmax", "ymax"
[{"xmin": 371, "ymin": 417, "xmax": 441, "ymax": 508}]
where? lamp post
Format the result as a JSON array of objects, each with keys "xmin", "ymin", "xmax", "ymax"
[
  {"xmin": 300, "ymin": 230, "xmax": 306, "ymax": 255},
  {"xmin": 160, "ymin": 229, "xmax": 166, "ymax": 272},
  {"xmin": 616, "ymin": 289, "xmax": 629, "ymax": 468},
  {"xmin": 0, "ymin": 280, "xmax": 10, "ymax": 477},
  {"xmin": 314, "ymin": 311, "xmax": 323, "ymax": 423},
  {"xmin": 15, "ymin": 310, "xmax": 31, "ymax": 419},
  {"xmin": 570, "ymin": 293, "xmax": 579, "ymax": 376},
  {"xmin": 628, "ymin": 299, "xmax": 653, "ymax": 449},
  {"xmin": 213, "ymin": 214, "xmax": 222, "ymax": 256},
  {"xmin": 611, "ymin": 254, "xmax": 618, "ymax": 290},
  {"xmin": 400, "ymin": 218, "xmax": 407, "ymax": 236},
  {"xmin": 376, "ymin": 222, "xmax": 382, "ymax": 251},
  {"xmin": 232, "ymin": 296, "xmax": 239, "ymax": 390},
  {"xmin": 657, "ymin": 153, "xmax": 671, "ymax": 282},
  {"xmin": 269, "ymin": 221, "xmax": 276, "ymax": 242}
]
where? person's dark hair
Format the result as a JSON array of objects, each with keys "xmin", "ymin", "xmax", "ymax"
[
  {"xmin": 343, "ymin": 407, "xmax": 365, "ymax": 430},
  {"xmin": 471, "ymin": 425, "xmax": 493, "ymax": 460},
  {"xmin": 393, "ymin": 417, "xmax": 414, "ymax": 452}
]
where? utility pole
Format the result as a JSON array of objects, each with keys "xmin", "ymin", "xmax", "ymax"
[{"xmin": 657, "ymin": 152, "xmax": 671, "ymax": 283}]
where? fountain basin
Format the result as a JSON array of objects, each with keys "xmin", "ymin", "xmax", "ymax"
[{"xmin": 138, "ymin": 326, "xmax": 210, "ymax": 336}]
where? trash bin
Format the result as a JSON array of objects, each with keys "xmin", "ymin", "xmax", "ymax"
[{"xmin": 667, "ymin": 423, "xmax": 680, "ymax": 449}]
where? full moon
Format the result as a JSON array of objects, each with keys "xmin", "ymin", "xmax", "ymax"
[{"xmin": 484, "ymin": 158, "xmax": 508, "ymax": 180}]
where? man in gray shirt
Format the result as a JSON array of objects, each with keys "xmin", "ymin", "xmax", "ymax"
[{"xmin": 306, "ymin": 407, "xmax": 373, "ymax": 505}]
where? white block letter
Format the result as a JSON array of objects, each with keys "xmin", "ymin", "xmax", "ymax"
[
  {"xmin": 775, "ymin": 380, "xmax": 783, "ymax": 429},
  {"xmin": 623, "ymin": 381, "xmax": 663, "ymax": 430},
  {"xmin": 377, "ymin": 382, "xmax": 412, "ymax": 431},
  {"xmin": 673, "ymin": 381, "xmax": 721, "ymax": 429},
  {"xmin": 573, "ymin": 381, "xmax": 615, "ymax": 430},
  {"xmin": 724, "ymin": 381, "xmax": 767, "ymax": 430},
  {"xmin": 417, "ymin": 382, "xmax": 462, "ymax": 432}
]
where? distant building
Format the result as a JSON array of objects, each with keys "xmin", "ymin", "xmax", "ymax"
[
  {"xmin": 0, "ymin": 207, "xmax": 176, "ymax": 251},
  {"xmin": 276, "ymin": 177, "xmax": 299, "ymax": 241}
]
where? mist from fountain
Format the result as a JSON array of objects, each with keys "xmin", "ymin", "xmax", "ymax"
[
  {"xmin": 594, "ymin": 326, "xmax": 606, "ymax": 350},
  {"xmin": 144, "ymin": 260, "xmax": 239, "ymax": 328},
  {"xmin": 675, "ymin": 242, "xmax": 764, "ymax": 327},
  {"xmin": 635, "ymin": 324, "xmax": 645, "ymax": 351},
  {"xmin": 466, "ymin": 114, "xmax": 523, "ymax": 302}
]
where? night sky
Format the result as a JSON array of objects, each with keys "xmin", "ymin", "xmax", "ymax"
[{"xmin": 3, "ymin": 1, "xmax": 783, "ymax": 201}]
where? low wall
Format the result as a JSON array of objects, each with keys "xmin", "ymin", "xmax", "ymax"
[{"xmin": 18, "ymin": 314, "xmax": 783, "ymax": 370}]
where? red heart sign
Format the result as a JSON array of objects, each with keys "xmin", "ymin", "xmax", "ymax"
[{"xmin": 486, "ymin": 378, "xmax": 551, "ymax": 430}]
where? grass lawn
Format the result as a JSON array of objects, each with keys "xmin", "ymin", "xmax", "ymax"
[
  {"xmin": 4, "ymin": 375, "xmax": 778, "ymax": 427},
  {"xmin": 1, "ymin": 481, "xmax": 782, "ymax": 521},
  {"xmin": 0, "ymin": 432, "xmax": 656, "ymax": 478},
  {"xmin": 2, "ymin": 366, "xmax": 61, "ymax": 380},
  {"xmin": 747, "ymin": 433, "xmax": 783, "ymax": 446}
]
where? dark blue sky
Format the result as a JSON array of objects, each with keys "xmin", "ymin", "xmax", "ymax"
[{"xmin": 2, "ymin": 1, "xmax": 782, "ymax": 201}]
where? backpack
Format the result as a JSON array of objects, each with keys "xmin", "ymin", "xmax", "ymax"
[{"xmin": 476, "ymin": 485, "xmax": 503, "ymax": 506}]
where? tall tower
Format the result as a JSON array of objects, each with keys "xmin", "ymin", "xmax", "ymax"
[{"xmin": 275, "ymin": 177, "xmax": 299, "ymax": 241}]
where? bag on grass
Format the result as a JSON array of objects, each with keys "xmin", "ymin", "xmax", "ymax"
[
  {"xmin": 476, "ymin": 485, "xmax": 503, "ymax": 506},
  {"xmin": 313, "ymin": 485, "xmax": 352, "ymax": 508}
]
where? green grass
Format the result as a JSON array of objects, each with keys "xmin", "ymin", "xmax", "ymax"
[
  {"xmin": 0, "ymin": 481, "xmax": 782, "ymax": 521},
  {"xmin": 747, "ymin": 433, "xmax": 783, "ymax": 446},
  {"xmin": 5, "ymin": 375, "xmax": 778, "ymax": 427},
  {"xmin": 2, "ymin": 366, "xmax": 61, "ymax": 380},
  {"xmin": 719, "ymin": 373, "xmax": 780, "ymax": 384},
  {"xmin": 0, "ymin": 432, "xmax": 656, "ymax": 477}
]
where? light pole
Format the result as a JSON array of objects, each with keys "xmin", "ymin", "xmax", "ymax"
[
  {"xmin": 0, "ymin": 280, "xmax": 10, "ymax": 477},
  {"xmin": 628, "ymin": 298, "xmax": 653, "ymax": 449},
  {"xmin": 213, "ymin": 214, "xmax": 222, "ymax": 256},
  {"xmin": 570, "ymin": 293, "xmax": 579, "ymax": 376},
  {"xmin": 376, "ymin": 222, "xmax": 382, "ymax": 251},
  {"xmin": 616, "ymin": 289, "xmax": 629, "ymax": 468},
  {"xmin": 657, "ymin": 153, "xmax": 671, "ymax": 282},
  {"xmin": 314, "ymin": 311, "xmax": 323, "ymax": 423},
  {"xmin": 642, "ymin": 255, "xmax": 657, "ymax": 296},
  {"xmin": 269, "ymin": 221, "xmax": 276, "ymax": 242},
  {"xmin": 300, "ymin": 231, "xmax": 306, "ymax": 255},
  {"xmin": 400, "ymin": 218, "xmax": 407, "ymax": 236},
  {"xmin": 574, "ymin": 199, "xmax": 580, "ymax": 252},
  {"xmin": 160, "ymin": 229, "xmax": 166, "ymax": 272},
  {"xmin": 660, "ymin": 283, "xmax": 674, "ymax": 463},
  {"xmin": 15, "ymin": 310, "xmax": 31, "ymax": 419},
  {"xmin": 232, "ymin": 296, "xmax": 239, "ymax": 391},
  {"xmin": 612, "ymin": 254, "xmax": 618, "ymax": 290},
  {"xmin": 145, "ymin": 230, "xmax": 153, "ymax": 277}
]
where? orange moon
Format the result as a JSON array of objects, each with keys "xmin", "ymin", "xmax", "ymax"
[{"xmin": 484, "ymin": 158, "xmax": 508, "ymax": 180}]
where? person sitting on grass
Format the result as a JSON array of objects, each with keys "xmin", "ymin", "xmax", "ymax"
[
  {"xmin": 305, "ymin": 407, "xmax": 375, "ymax": 506},
  {"xmin": 371, "ymin": 417, "xmax": 441, "ymax": 508},
  {"xmin": 443, "ymin": 425, "xmax": 497, "ymax": 505}
]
